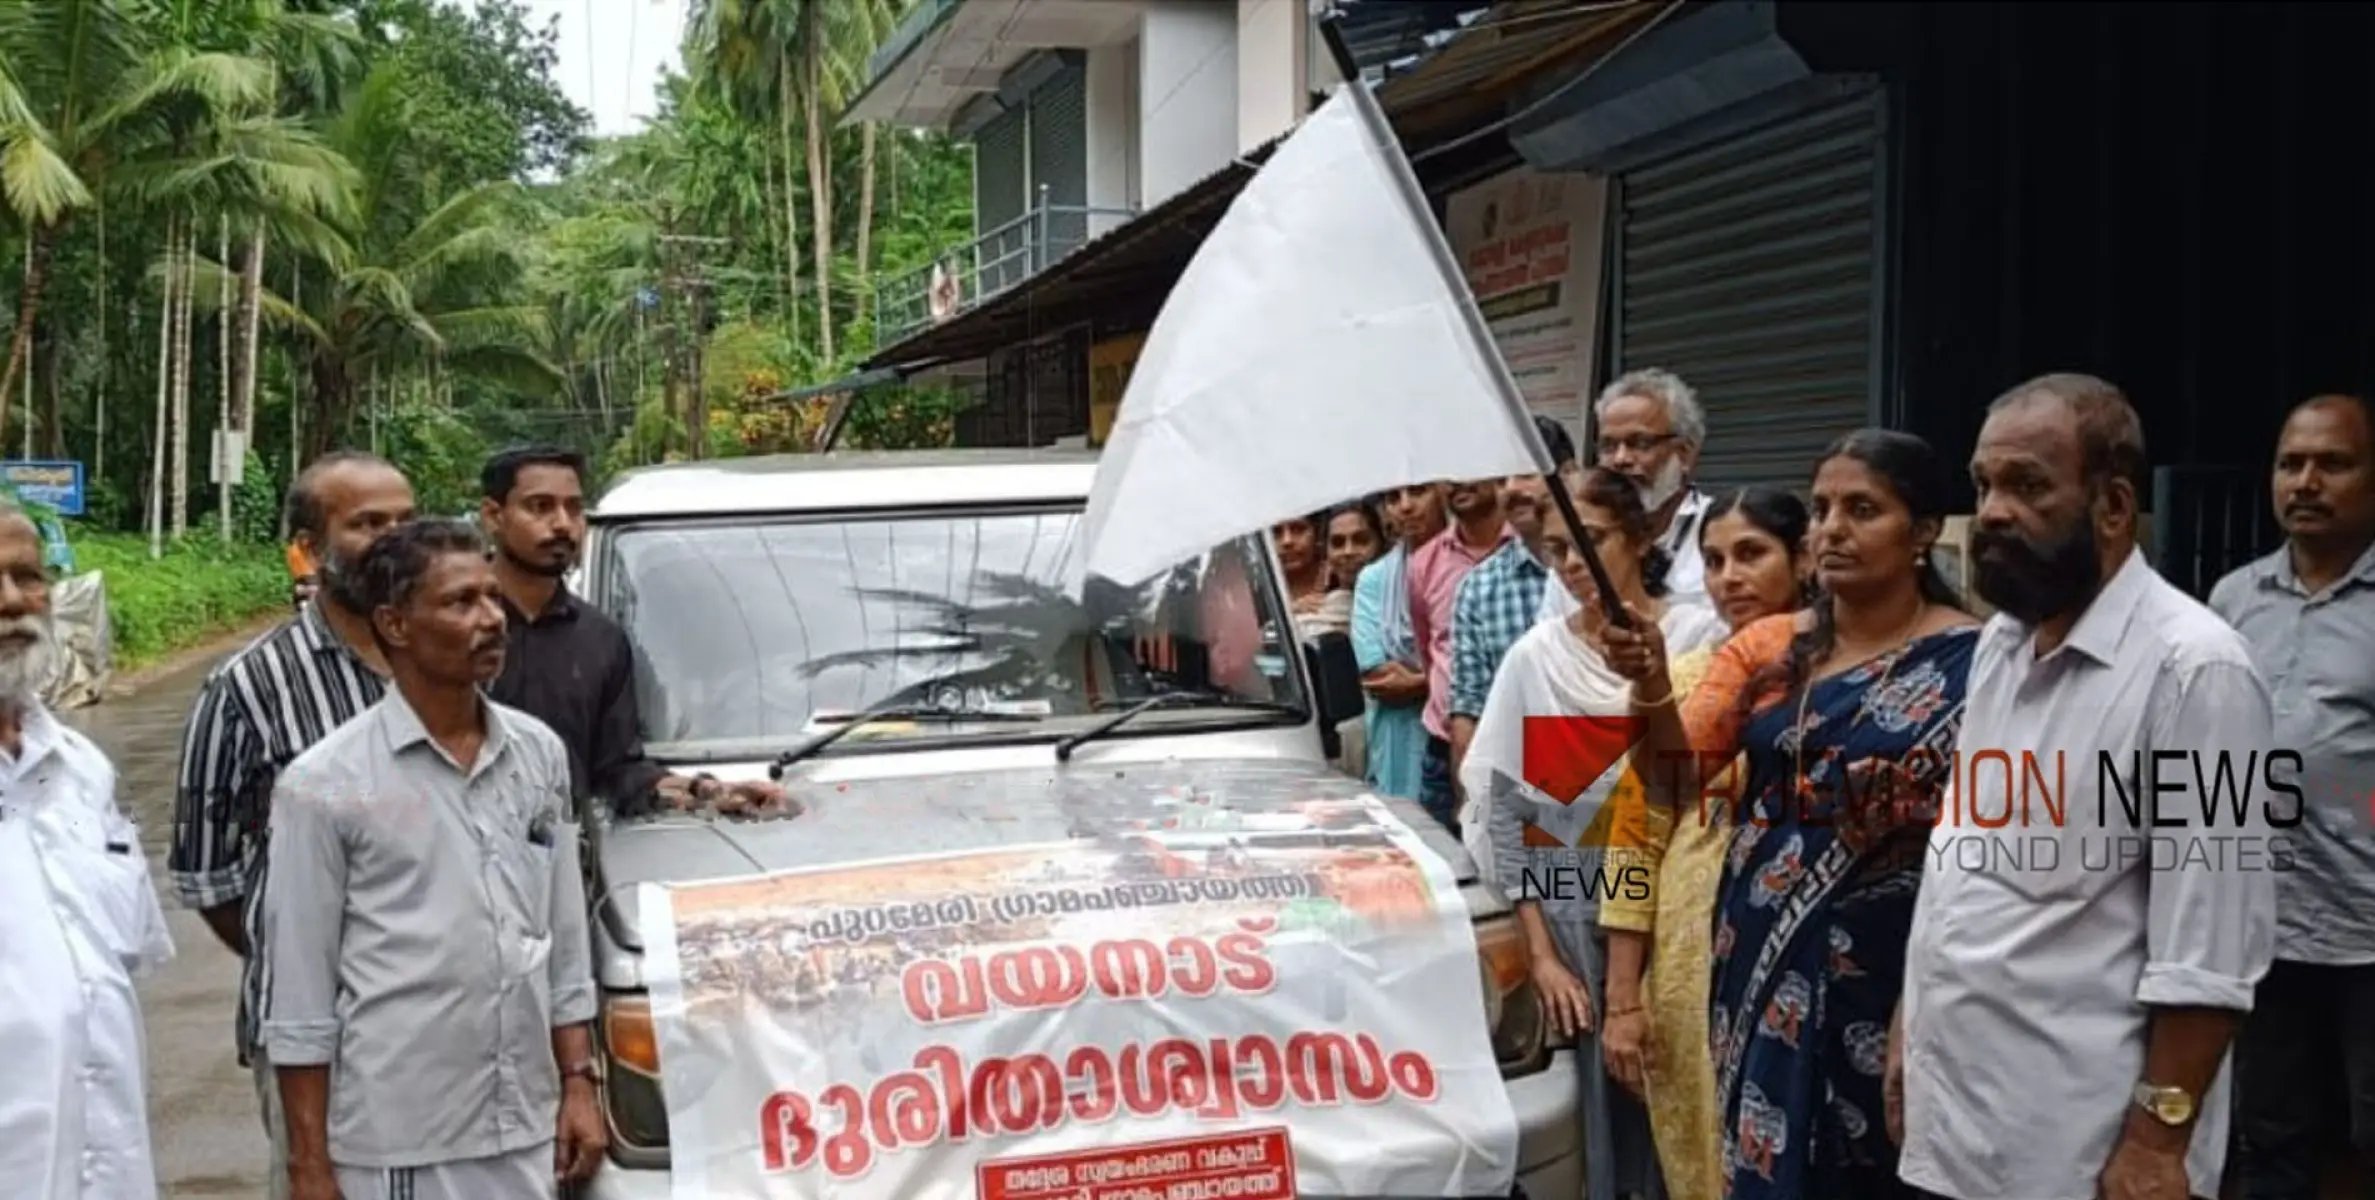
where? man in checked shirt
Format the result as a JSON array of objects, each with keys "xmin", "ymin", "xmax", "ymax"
[
  {"xmin": 166, "ymin": 451, "xmax": 414, "ymax": 1199},
  {"xmin": 1447, "ymin": 415, "xmax": 1579, "ymax": 808}
]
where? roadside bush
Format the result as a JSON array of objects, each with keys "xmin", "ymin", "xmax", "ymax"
[{"xmin": 73, "ymin": 531, "xmax": 286, "ymax": 668}]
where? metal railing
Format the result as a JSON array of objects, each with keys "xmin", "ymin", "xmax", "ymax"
[
  {"xmin": 875, "ymin": 188, "xmax": 1139, "ymax": 351},
  {"xmin": 2150, "ymin": 463, "xmax": 2278, "ymax": 599}
]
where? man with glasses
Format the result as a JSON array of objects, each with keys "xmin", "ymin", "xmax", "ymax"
[{"xmin": 1543, "ymin": 369, "xmax": 1712, "ymax": 621}]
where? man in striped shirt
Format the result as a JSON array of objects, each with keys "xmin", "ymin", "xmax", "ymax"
[{"xmin": 167, "ymin": 450, "xmax": 414, "ymax": 1200}]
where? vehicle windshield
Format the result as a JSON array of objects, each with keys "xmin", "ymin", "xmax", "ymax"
[{"xmin": 597, "ymin": 507, "xmax": 1309, "ymax": 757}]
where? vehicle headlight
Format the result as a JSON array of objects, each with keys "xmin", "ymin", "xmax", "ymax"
[
  {"xmin": 1475, "ymin": 915, "xmax": 1554, "ymax": 1076},
  {"xmin": 600, "ymin": 994, "xmax": 670, "ymax": 1156}
]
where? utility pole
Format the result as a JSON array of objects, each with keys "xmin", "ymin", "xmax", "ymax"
[{"xmin": 656, "ymin": 232, "xmax": 728, "ymax": 460}]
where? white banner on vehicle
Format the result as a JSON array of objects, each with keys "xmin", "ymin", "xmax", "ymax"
[{"xmin": 639, "ymin": 796, "xmax": 1520, "ymax": 1198}]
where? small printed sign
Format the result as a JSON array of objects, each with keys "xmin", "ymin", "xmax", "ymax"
[
  {"xmin": 1, "ymin": 459, "xmax": 84, "ymax": 517},
  {"xmin": 976, "ymin": 1128, "xmax": 1297, "ymax": 1200}
]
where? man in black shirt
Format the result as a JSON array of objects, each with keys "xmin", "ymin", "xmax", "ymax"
[{"xmin": 479, "ymin": 445, "xmax": 788, "ymax": 817}]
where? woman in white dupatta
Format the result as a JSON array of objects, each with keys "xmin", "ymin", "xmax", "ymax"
[{"xmin": 1460, "ymin": 467, "xmax": 1725, "ymax": 1200}]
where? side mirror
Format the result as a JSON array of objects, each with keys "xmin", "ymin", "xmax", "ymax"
[{"xmin": 1303, "ymin": 632, "xmax": 1364, "ymax": 730}]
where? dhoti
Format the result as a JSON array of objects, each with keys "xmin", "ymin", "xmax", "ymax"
[{"xmin": 334, "ymin": 1144, "xmax": 554, "ymax": 1200}]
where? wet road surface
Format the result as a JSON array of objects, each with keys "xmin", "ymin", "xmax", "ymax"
[{"xmin": 67, "ymin": 646, "xmax": 268, "ymax": 1198}]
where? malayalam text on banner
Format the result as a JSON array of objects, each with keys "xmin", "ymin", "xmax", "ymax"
[{"xmin": 639, "ymin": 794, "xmax": 1519, "ymax": 1198}]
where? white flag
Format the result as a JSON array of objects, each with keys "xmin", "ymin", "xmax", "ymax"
[{"xmin": 1077, "ymin": 83, "xmax": 1549, "ymax": 589}]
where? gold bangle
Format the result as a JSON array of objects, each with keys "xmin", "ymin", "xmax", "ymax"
[
  {"xmin": 1632, "ymin": 682, "xmax": 1675, "ymax": 708},
  {"xmin": 1606, "ymin": 1004, "xmax": 1644, "ymax": 1018}
]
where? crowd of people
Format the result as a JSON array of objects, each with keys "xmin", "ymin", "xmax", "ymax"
[
  {"xmin": 1299, "ymin": 367, "xmax": 2373, "ymax": 1200},
  {"xmin": 1, "ymin": 360, "xmax": 2367, "ymax": 1200}
]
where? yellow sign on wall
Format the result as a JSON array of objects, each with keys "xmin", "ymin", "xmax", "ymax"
[{"xmin": 1088, "ymin": 332, "xmax": 1147, "ymax": 447}]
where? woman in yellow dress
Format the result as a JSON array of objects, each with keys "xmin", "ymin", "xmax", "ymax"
[{"xmin": 1597, "ymin": 486, "xmax": 1812, "ymax": 1200}]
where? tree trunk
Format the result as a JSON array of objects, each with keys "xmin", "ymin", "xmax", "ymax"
[
  {"xmin": 171, "ymin": 221, "xmax": 193, "ymax": 537},
  {"xmin": 776, "ymin": 61, "xmax": 802, "ymax": 350},
  {"xmin": 148, "ymin": 216, "xmax": 176, "ymax": 560},
  {"xmin": 44, "ymin": 328, "xmax": 64, "ymax": 458},
  {"xmin": 237, "ymin": 230, "xmax": 264, "ymax": 434},
  {"xmin": 96, "ymin": 203, "xmax": 108, "ymax": 485},
  {"xmin": 218, "ymin": 215, "xmax": 234, "ymax": 540},
  {"xmin": 0, "ymin": 225, "xmax": 59, "ymax": 454},
  {"xmin": 595, "ymin": 354, "xmax": 610, "ymax": 430},
  {"xmin": 19, "ymin": 245, "xmax": 32, "ymax": 460},
  {"xmin": 803, "ymin": 30, "xmax": 835, "ymax": 364},
  {"xmin": 306, "ymin": 354, "xmax": 350, "ymax": 464},
  {"xmin": 856, "ymin": 122, "xmax": 878, "ymax": 283},
  {"xmin": 290, "ymin": 263, "xmax": 307, "ymax": 466}
]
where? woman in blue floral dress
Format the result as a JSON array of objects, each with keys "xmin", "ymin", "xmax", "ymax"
[{"xmin": 1608, "ymin": 430, "xmax": 1978, "ymax": 1199}]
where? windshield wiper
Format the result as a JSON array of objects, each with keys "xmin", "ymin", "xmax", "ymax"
[
  {"xmin": 1053, "ymin": 691, "xmax": 1301, "ymax": 763},
  {"xmin": 770, "ymin": 704, "xmax": 1045, "ymax": 777}
]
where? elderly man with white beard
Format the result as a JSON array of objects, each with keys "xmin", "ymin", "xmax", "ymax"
[
  {"xmin": 1541, "ymin": 368, "xmax": 1713, "ymax": 622},
  {"xmin": 0, "ymin": 500, "xmax": 176, "ymax": 1199}
]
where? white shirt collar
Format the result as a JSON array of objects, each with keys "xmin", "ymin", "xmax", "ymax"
[{"xmin": 0, "ymin": 700, "xmax": 62, "ymax": 784}]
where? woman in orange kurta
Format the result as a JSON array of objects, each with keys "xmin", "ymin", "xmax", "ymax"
[{"xmin": 1597, "ymin": 487, "xmax": 1811, "ymax": 1200}]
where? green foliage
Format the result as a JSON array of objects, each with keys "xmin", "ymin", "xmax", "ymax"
[
  {"xmin": 233, "ymin": 448, "xmax": 282, "ymax": 542},
  {"xmin": 73, "ymin": 529, "xmax": 285, "ymax": 668},
  {"xmin": 837, "ymin": 385, "xmax": 962, "ymax": 451},
  {"xmin": 379, "ymin": 402, "xmax": 492, "ymax": 516},
  {"xmin": 0, "ymin": 0, "xmax": 975, "ymax": 666},
  {"xmin": 343, "ymin": 0, "xmax": 589, "ymax": 182}
]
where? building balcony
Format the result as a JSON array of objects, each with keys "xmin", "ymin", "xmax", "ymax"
[{"xmin": 875, "ymin": 192, "xmax": 1139, "ymax": 352}]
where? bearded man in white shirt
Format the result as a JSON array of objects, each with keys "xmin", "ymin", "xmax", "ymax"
[
  {"xmin": 1892, "ymin": 374, "xmax": 2277, "ymax": 1200},
  {"xmin": 1540, "ymin": 368, "xmax": 1713, "ymax": 623},
  {"xmin": 0, "ymin": 500, "xmax": 176, "ymax": 1199}
]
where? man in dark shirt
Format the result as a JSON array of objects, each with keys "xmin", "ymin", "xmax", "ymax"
[{"xmin": 478, "ymin": 444, "xmax": 787, "ymax": 817}]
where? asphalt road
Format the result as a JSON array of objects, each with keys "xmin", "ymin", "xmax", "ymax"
[{"xmin": 67, "ymin": 646, "xmax": 269, "ymax": 1198}]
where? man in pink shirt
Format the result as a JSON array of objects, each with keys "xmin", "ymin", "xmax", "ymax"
[{"xmin": 1405, "ymin": 477, "xmax": 1509, "ymax": 832}]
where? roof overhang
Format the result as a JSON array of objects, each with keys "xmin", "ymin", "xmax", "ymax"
[
  {"xmin": 1378, "ymin": 0, "xmax": 1673, "ymax": 155},
  {"xmin": 844, "ymin": 0, "xmax": 1148, "ymax": 129}
]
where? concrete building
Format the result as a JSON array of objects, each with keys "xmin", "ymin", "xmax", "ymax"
[{"xmin": 843, "ymin": 0, "xmax": 1505, "ymax": 446}]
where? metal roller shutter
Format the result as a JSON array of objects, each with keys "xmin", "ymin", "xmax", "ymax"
[
  {"xmin": 974, "ymin": 109, "xmax": 1028, "ymax": 295},
  {"xmin": 1029, "ymin": 67, "xmax": 1089, "ymax": 256},
  {"xmin": 1611, "ymin": 83, "xmax": 1889, "ymax": 492}
]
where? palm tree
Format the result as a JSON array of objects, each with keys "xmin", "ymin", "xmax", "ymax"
[
  {"xmin": 689, "ymin": 0, "xmax": 897, "ymax": 367},
  {"xmin": 0, "ymin": 0, "xmax": 184, "ymax": 448},
  {"xmin": 224, "ymin": 61, "xmax": 556, "ymax": 458}
]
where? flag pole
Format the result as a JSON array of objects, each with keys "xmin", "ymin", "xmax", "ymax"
[{"xmin": 1342, "ymin": 83, "xmax": 1634, "ymax": 629}]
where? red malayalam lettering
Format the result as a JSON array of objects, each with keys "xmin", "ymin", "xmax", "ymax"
[
  {"xmin": 900, "ymin": 922, "xmax": 1279, "ymax": 1026},
  {"xmin": 756, "ymin": 1034, "xmax": 1438, "ymax": 1181}
]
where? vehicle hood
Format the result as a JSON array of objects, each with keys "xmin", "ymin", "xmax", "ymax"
[{"xmin": 593, "ymin": 758, "xmax": 1482, "ymax": 951}]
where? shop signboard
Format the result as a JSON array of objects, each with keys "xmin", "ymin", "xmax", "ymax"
[{"xmin": 1443, "ymin": 168, "xmax": 1610, "ymax": 442}]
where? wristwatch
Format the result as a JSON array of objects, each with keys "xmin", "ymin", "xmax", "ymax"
[{"xmin": 2132, "ymin": 1081, "xmax": 2195, "ymax": 1127}]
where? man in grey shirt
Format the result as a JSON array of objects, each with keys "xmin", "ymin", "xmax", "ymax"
[
  {"xmin": 2210, "ymin": 392, "xmax": 2375, "ymax": 1198},
  {"xmin": 262, "ymin": 519, "xmax": 606, "ymax": 1200}
]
